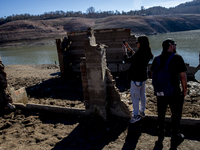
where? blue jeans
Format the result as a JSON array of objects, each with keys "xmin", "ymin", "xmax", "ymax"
[{"xmin": 130, "ymin": 81, "xmax": 146, "ymax": 116}]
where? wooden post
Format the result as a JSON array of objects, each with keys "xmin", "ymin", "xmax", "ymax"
[{"xmin": 56, "ymin": 39, "xmax": 65, "ymax": 77}]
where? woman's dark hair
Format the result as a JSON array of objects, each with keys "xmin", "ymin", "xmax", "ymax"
[
  {"xmin": 137, "ymin": 35, "xmax": 150, "ymax": 49},
  {"xmin": 137, "ymin": 35, "xmax": 153, "ymax": 59}
]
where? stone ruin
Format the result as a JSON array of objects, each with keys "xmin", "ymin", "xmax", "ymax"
[
  {"xmin": 56, "ymin": 28, "xmax": 137, "ymax": 76},
  {"xmin": 80, "ymin": 27, "xmax": 131, "ymax": 120},
  {"xmin": 56, "ymin": 27, "xmax": 131, "ymax": 120},
  {"xmin": 0, "ymin": 56, "xmax": 28, "ymax": 109},
  {"xmin": 0, "ymin": 27, "xmax": 133, "ymax": 121}
]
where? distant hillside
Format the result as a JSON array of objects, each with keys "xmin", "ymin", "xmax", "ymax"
[
  {"xmin": 2, "ymin": 0, "xmax": 200, "ymax": 27},
  {"xmin": 1, "ymin": 14, "xmax": 200, "ymax": 47},
  {"xmin": 135, "ymin": 0, "xmax": 200, "ymax": 15}
]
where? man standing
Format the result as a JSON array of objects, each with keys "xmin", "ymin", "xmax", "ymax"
[{"xmin": 151, "ymin": 39, "xmax": 187, "ymax": 149}]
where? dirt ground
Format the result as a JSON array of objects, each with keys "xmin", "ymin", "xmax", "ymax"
[{"xmin": 0, "ymin": 64, "xmax": 200, "ymax": 150}]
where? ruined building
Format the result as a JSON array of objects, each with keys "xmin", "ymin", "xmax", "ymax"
[
  {"xmin": 56, "ymin": 28, "xmax": 135, "ymax": 120},
  {"xmin": 56, "ymin": 28, "xmax": 137, "ymax": 76}
]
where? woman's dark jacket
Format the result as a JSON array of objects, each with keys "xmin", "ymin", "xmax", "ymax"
[{"xmin": 124, "ymin": 48, "xmax": 153, "ymax": 82}]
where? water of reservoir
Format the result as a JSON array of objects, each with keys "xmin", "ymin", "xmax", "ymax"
[{"xmin": 0, "ymin": 30, "xmax": 200, "ymax": 79}]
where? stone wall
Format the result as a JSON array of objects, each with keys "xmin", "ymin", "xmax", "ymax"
[
  {"xmin": 106, "ymin": 69, "xmax": 131, "ymax": 118},
  {"xmin": 80, "ymin": 28, "xmax": 131, "ymax": 121},
  {"xmin": 56, "ymin": 28, "xmax": 137, "ymax": 75},
  {"xmin": 81, "ymin": 28, "xmax": 107, "ymax": 120}
]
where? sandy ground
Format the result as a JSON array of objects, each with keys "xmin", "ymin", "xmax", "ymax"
[{"xmin": 0, "ymin": 64, "xmax": 200, "ymax": 150}]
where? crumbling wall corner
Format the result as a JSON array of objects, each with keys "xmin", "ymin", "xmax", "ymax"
[{"xmin": 106, "ymin": 69, "xmax": 131, "ymax": 118}]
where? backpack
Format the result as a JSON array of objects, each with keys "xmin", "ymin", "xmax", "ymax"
[{"xmin": 152, "ymin": 53, "xmax": 175, "ymax": 96}]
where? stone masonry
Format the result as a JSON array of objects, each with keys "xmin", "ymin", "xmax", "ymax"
[
  {"xmin": 106, "ymin": 69, "xmax": 131, "ymax": 119},
  {"xmin": 81, "ymin": 28, "xmax": 107, "ymax": 121},
  {"xmin": 0, "ymin": 56, "xmax": 28, "ymax": 108},
  {"xmin": 80, "ymin": 28, "xmax": 131, "ymax": 121},
  {"xmin": 58, "ymin": 28, "xmax": 137, "ymax": 74}
]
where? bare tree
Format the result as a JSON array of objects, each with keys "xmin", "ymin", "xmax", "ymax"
[
  {"xmin": 86, "ymin": 6, "xmax": 95, "ymax": 14},
  {"xmin": 86, "ymin": 6, "xmax": 95, "ymax": 18}
]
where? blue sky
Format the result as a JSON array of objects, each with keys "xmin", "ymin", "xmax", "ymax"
[{"xmin": 0, "ymin": 0, "xmax": 193, "ymax": 18}]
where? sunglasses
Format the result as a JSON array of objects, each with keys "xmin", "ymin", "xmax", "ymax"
[{"xmin": 169, "ymin": 42, "xmax": 177, "ymax": 46}]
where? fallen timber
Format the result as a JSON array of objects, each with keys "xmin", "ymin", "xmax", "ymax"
[
  {"xmin": 56, "ymin": 27, "xmax": 200, "ymax": 80},
  {"xmin": 12, "ymin": 103, "xmax": 200, "ymax": 126}
]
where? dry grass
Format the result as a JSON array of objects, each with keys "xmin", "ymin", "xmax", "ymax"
[{"xmin": 1, "ymin": 14, "xmax": 200, "ymax": 46}]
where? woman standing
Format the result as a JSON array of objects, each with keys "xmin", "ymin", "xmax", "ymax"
[{"xmin": 123, "ymin": 35, "xmax": 153, "ymax": 123}]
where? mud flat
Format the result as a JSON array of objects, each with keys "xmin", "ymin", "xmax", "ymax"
[
  {"xmin": 5, "ymin": 64, "xmax": 200, "ymax": 118},
  {"xmin": 0, "ymin": 64, "xmax": 199, "ymax": 150}
]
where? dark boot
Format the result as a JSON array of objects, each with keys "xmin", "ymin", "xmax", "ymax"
[
  {"xmin": 170, "ymin": 133, "xmax": 184, "ymax": 149},
  {"xmin": 153, "ymin": 129, "xmax": 165, "ymax": 150}
]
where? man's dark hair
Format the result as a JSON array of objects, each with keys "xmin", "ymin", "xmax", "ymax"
[{"xmin": 162, "ymin": 38, "xmax": 176, "ymax": 54}]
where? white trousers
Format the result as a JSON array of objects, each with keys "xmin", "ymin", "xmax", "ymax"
[{"xmin": 130, "ymin": 81, "xmax": 146, "ymax": 116}]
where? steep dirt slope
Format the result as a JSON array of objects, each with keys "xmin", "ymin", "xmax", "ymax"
[{"xmin": 1, "ymin": 14, "xmax": 200, "ymax": 47}]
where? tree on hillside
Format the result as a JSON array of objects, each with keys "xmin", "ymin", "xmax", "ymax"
[
  {"xmin": 141, "ymin": 6, "xmax": 146, "ymax": 15},
  {"xmin": 115, "ymin": 10, "xmax": 121, "ymax": 15},
  {"xmin": 2, "ymin": 0, "xmax": 200, "ymax": 25},
  {"xmin": 86, "ymin": 6, "xmax": 95, "ymax": 18}
]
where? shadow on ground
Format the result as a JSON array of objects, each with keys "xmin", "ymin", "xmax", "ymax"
[
  {"xmin": 21, "ymin": 71, "xmax": 200, "ymax": 150},
  {"xmin": 25, "ymin": 71, "xmax": 130, "ymax": 101},
  {"xmin": 25, "ymin": 109, "xmax": 200, "ymax": 150},
  {"xmin": 26, "ymin": 73, "xmax": 84, "ymax": 101}
]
